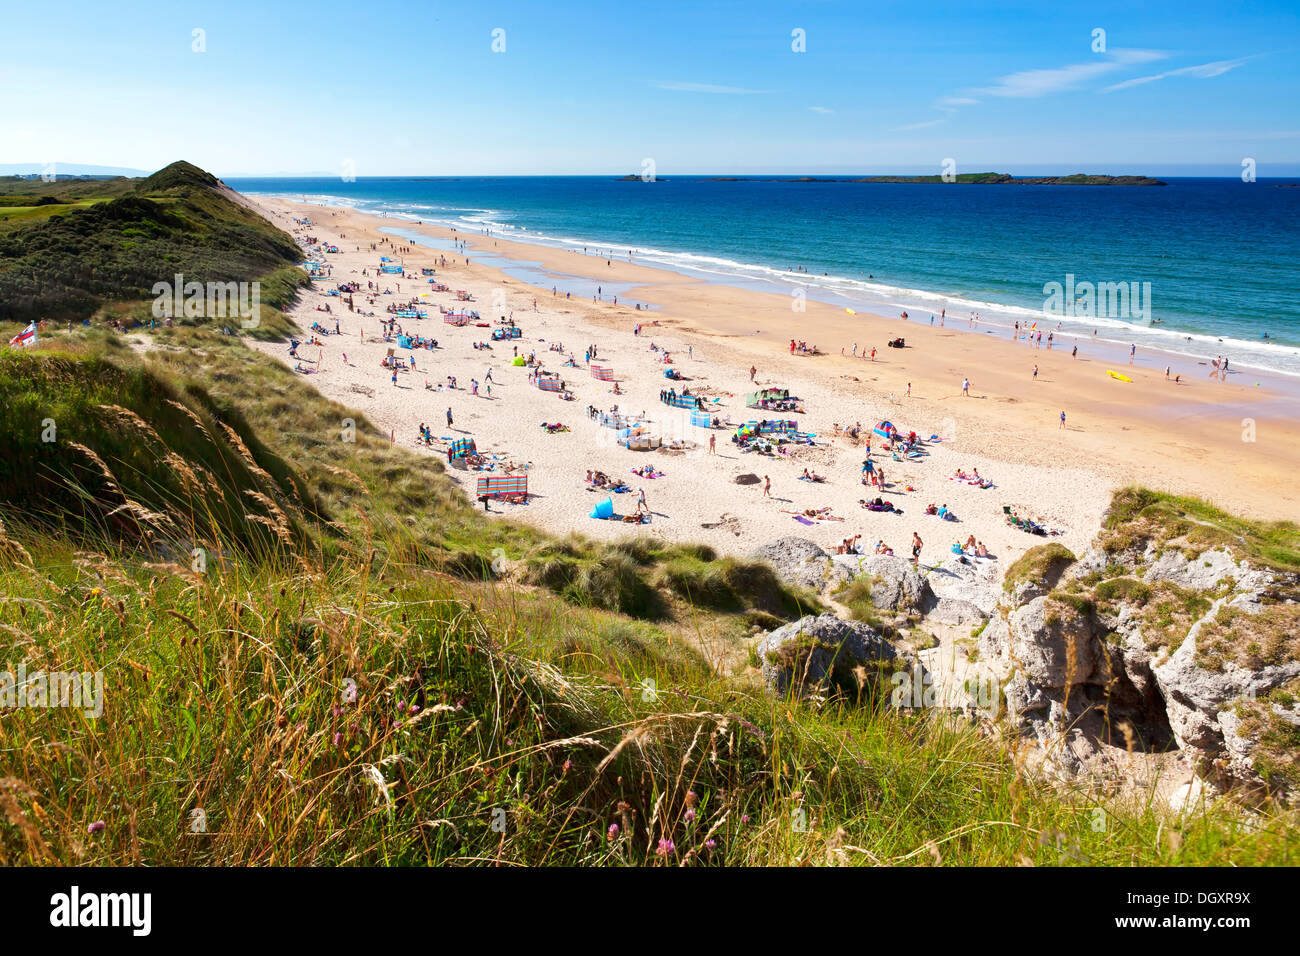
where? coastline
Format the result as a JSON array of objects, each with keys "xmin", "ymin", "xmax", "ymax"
[
  {"xmin": 236, "ymin": 181, "xmax": 1300, "ymax": 383},
  {"xmin": 248, "ymin": 196, "xmax": 1300, "ymax": 558}
]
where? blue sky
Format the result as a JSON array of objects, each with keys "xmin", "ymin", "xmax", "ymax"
[{"xmin": 5, "ymin": 0, "xmax": 1298, "ymax": 176}]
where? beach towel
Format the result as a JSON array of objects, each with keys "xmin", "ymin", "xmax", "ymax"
[{"xmin": 793, "ymin": 515, "xmax": 816, "ymax": 526}]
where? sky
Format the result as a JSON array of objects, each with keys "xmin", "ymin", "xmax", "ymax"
[{"xmin": 4, "ymin": 0, "xmax": 1298, "ymax": 176}]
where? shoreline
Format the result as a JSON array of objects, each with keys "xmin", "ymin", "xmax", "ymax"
[
  {"xmin": 240, "ymin": 186, "xmax": 1300, "ymax": 386},
  {"xmin": 247, "ymin": 197, "xmax": 1300, "ymax": 561}
]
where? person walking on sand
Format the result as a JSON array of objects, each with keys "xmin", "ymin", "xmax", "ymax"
[
  {"xmin": 708, "ymin": 433, "xmax": 716, "ymax": 455},
  {"xmin": 906, "ymin": 382, "xmax": 912, "ymax": 398},
  {"xmin": 911, "ymin": 532, "xmax": 923, "ymax": 567},
  {"xmin": 636, "ymin": 488, "xmax": 647, "ymax": 515},
  {"xmin": 446, "ymin": 407, "xmax": 454, "ymax": 429},
  {"xmin": 962, "ymin": 377, "xmax": 970, "ymax": 397},
  {"xmin": 1059, "ymin": 410, "xmax": 1066, "ymax": 429},
  {"xmin": 1033, "ymin": 364, "xmax": 1038, "ymax": 381},
  {"xmin": 763, "ymin": 475, "xmax": 771, "ymax": 498},
  {"xmin": 750, "ymin": 365, "xmax": 757, "ymax": 383},
  {"xmin": 392, "ymin": 369, "xmax": 398, "ymax": 387}
]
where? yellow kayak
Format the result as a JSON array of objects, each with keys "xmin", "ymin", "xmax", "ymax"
[{"xmin": 1107, "ymin": 370, "xmax": 1133, "ymax": 382}]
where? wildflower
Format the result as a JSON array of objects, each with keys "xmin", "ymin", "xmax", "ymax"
[
  {"xmin": 409, "ymin": 704, "xmax": 420, "ymax": 714},
  {"xmin": 656, "ymin": 838, "xmax": 675, "ymax": 857},
  {"xmin": 684, "ymin": 790, "xmax": 698, "ymax": 807},
  {"xmin": 87, "ymin": 820, "xmax": 106, "ymax": 835},
  {"xmin": 562, "ymin": 759, "xmax": 573, "ymax": 773},
  {"xmin": 333, "ymin": 732, "xmax": 343, "ymax": 747},
  {"xmin": 741, "ymin": 814, "xmax": 750, "ymax": 824},
  {"xmin": 705, "ymin": 839, "xmax": 717, "ymax": 851},
  {"xmin": 684, "ymin": 807, "xmax": 696, "ymax": 823},
  {"xmin": 607, "ymin": 824, "xmax": 620, "ymax": 841}
]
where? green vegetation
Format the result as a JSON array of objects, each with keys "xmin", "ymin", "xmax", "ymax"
[
  {"xmin": 4, "ymin": 528, "xmax": 1294, "ymax": 865},
  {"xmin": 0, "ymin": 161, "xmax": 302, "ymax": 323},
  {"xmin": 1103, "ymin": 487, "xmax": 1300, "ymax": 573},
  {"xmin": 1197, "ymin": 604, "xmax": 1300, "ymax": 672},
  {"xmin": 1003, "ymin": 543, "xmax": 1076, "ymax": 593},
  {"xmin": 834, "ymin": 575, "xmax": 892, "ymax": 634}
]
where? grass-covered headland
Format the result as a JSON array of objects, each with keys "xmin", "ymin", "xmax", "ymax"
[{"xmin": 0, "ymin": 163, "xmax": 1294, "ymax": 866}]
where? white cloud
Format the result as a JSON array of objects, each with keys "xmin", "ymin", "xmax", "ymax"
[
  {"xmin": 892, "ymin": 118, "xmax": 947, "ymax": 131},
  {"xmin": 966, "ymin": 49, "xmax": 1166, "ymax": 99},
  {"xmin": 809, "ymin": 106, "xmax": 833, "ymax": 114},
  {"xmin": 1101, "ymin": 56, "xmax": 1256, "ymax": 93},
  {"xmin": 655, "ymin": 81, "xmax": 768, "ymax": 94}
]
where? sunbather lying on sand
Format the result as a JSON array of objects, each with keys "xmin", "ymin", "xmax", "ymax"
[
  {"xmin": 859, "ymin": 497, "xmax": 900, "ymax": 513},
  {"xmin": 799, "ymin": 469, "xmax": 826, "ymax": 483}
]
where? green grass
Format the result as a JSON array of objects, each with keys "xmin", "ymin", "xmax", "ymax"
[
  {"xmin": 1, "ymin": 529, "xmax": 1295, "ymax": 866},
  {"xmin": 0, "ymin": 199, "xmax": 108, "ymax": 231},
  {"xmin": 834, "ymin": 576, "xmax": 896, "ymax": 635},
  {"xmin": 1103, "ymin": 487, "xmax": 1300, "ymax": 573},
  {"xmin": 1003, "ymin": 543, "xmax": 1076, "ymax": 593}
]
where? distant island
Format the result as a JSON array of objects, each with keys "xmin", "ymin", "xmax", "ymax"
[{"xmin": 621, "ymin": 172, "xmax": 1166, "ymax": 186}]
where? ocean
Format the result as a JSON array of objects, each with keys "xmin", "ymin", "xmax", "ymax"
[{"xmin": 229, "ymin": 175, "xmax": 1300, "ymax": 378}]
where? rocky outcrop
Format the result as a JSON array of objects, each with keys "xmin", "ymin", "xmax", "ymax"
[
  {"xmin": 755, "ymin": 536, "xmax": 997, "ymax": 627},
  {"xmin": 756, "ymin": 613, "xmax": 905, "ymax": 699},
  {"xmin": 834, "ymin": 554, "xmax": 932, "ymax": 613},
  {"xmin": 750, "ymin": 537, "xmax": 848, "ymax": 593},
  {"xmin": 926, "ymin": 556, "xmax": 999, "ymax": 626},
  {"xmin": 979, "ymin": 537, "xmax": 1299, "ymax": 798}
]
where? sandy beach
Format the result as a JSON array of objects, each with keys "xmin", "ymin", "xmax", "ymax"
[{"xmin": 245, "ymin": 195, "xmax": 1300, "ymax": 572}]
